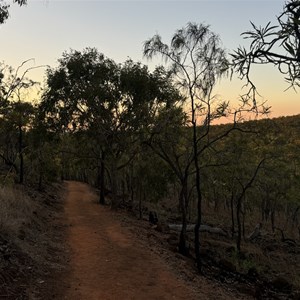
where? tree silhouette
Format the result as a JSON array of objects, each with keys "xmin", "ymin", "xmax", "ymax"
[
  {"xmin": 0, "ymin": 61, "xmax": 38, "ymax": 184},
  {"xmin": 144, "ymin": 22, "xmax": 229, "ymax": 271},
  {"xmin": 41, "ymin": 48, "xmax": 178, "ymax": 207},
  {"xmin": 0, "ymin": 0, "xmax": 26, "ymax": 24},
  {"xmin": 232, "ymin": 0, "xmax": 300, "ymax": 102}
]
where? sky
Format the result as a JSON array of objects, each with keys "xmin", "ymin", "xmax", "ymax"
[{"xmin": 0, "ymin": 0, "xmax": 299, "ymax": 119}]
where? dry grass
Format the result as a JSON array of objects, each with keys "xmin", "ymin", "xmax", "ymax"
[
  {"xmin": 0, "ymin": 185, "xmax": 36, "ymax": 237},
  {"xmin": 0, "ymin": 183, "xmax": 67, "ymax": 299}
]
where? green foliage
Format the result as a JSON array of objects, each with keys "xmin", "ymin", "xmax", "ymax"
[
  {"xmin": 204, "ymin": 115, "xmax": 300, "ymax": 230},
  {"xmin": 40, "ymin": 48, "xmax": 180, "ymax": 206},
  {"xmin": 41, "ymin": 48, "xmax": 179, "ymax": 135},
  {"xmin": 134, "ymin": 150, "xmax": 176, "ymax": 203}
]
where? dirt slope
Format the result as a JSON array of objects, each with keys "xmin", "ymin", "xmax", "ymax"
[{"xmin": 61, "ymin": 181, "xmax": 243, "ymax": 299}]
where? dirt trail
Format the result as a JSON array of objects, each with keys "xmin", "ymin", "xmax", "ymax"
[{"xmin": 62, "ymin": 181, "xmax": 199, "ymax": 300}]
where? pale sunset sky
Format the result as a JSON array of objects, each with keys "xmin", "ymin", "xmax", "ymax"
[{"xmin": 0, "ymin": 0, "xmax": 299, "ymax": 118}]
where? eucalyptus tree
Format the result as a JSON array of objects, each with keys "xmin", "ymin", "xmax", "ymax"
[
  {"xmin": 144, "ymin": 22, "xmax": 230, "ymax": 270},
  {"xmin": 40, "ymin": 48, "xmax": 120, "ymax": 204},
  {"xmin": 40, "ymin": 48, "xmax": 178, "ymax": 207}
]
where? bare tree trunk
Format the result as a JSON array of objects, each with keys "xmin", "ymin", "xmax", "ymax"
[
  {"xmin": 261, "ymin": 199, "xmax": 265, "ymax": 222},
  {"xmin": 271, "ymin": 208, "xmax": 275, "ymax": 232},
  {"xmin": 138, "ymin": 182, "xmax": 142, "ymax": 220},
  {"xmin": 192, "ymin": 106, "xmax": 203, "ymax": 272},
  {"xmin": 127, "ymin": 165, "xmax": 134, "ymax": 210},
  {"xmin": 18, "ymin": 124, "xmax": 24, "ymax": 184},
  {"xmin": 121, "ymin": 179, "xmax": 126, "ymax": 206},
  {"xmin": 99, "ymin": 150, "xmax": 105, "ymax": 205},
  {"xmin": 292, "ymin": 206, "xmax": 300, "ymax": 227},
  {"xmin": 60, "ymin": 150, "xmax": 65, "ymax": 181},
  {"xmin": 230, "ymin": 192, "xmax": 235, "ymax": 238},
  {"xmin": 236, "ymin": 159, "xmax": 265, "ymax": 254},
  {"xmin": 110, "ymin": 158, "xmax": 118, "ymax": 210},
  {"xmin": 236, "ymin": 194, "xmax": 242, "ymax": 254},
  {"xmin": 213, "ymin": 186, "xmax": 218, "ymax": 212},
  {"xmin": 242, "ymin": 209, "xmax": 246, "ymax": 240},
  {"xmin": 38, "ymin": 161, "xmax": 43, "ymax": 191},
  {"xmin": 179, "ymin": 178, "xmax": 189, "ymax": 256},
  {"xmin": 130, "ymin": 185, "xmax": 134, "ymax": 209}
]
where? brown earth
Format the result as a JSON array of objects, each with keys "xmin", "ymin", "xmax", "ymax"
[
  {"xmin": 2, "ymin": 181, "xmax": 298, "ymax": 299},
  {"xmin": 59, "ymin": 181, "xmax": 243, "ymax": 300},
  {"xmin": 0, "ymin": 181, "xmax": 246, "ymax": 299}
]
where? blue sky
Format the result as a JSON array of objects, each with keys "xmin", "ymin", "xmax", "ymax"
[{"xmin": 1, "ymin": 0, "xmax": 299, "ymax": 117}]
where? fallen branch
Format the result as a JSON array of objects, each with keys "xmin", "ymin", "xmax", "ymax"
[{"xmin": 168, "ymin": 224, "xmax": 228, "ymax": 237}]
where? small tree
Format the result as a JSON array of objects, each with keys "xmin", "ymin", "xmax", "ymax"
[{"xmin": 144, "ymin": 22, "xmax": 230, "ymax": 271}]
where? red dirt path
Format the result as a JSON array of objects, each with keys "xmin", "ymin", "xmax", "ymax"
[{"xmin": 63, "ymin": 181, "xmax": 198, "ymax": 299}]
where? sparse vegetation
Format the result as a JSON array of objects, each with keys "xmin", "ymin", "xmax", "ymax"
[
  {"xmin": 0, "ymin": 1, "xmax": 299, "ymax": 298},
  {"xmin": 0, "ymin": 185, "xmax": 34, "ymax": 235},
  {"xmin": 0, "ymin": 183, "xmax": 66, "ymax": 299}
]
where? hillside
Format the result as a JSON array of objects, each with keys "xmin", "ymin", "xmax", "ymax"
[{"xmin": 0, "ymin": 113, "xmax": 299, "ymax": 299}]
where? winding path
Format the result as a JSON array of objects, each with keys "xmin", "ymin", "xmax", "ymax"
[{"xmin": 62, "ymin": 181, "xmax": 198, "ymax": 299}]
